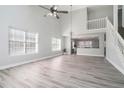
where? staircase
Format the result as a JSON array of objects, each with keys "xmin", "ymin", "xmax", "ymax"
[
  {"xmin": 88, "ymin": 17, "xmax": 124, "ymax": 75},
  {"xmin": 106, "ymin": 17, "xmax": 124, "ymax": 75}
]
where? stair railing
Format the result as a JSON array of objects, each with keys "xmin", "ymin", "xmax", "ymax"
[
  {"xmin": 87, "ymin": 17, "xmax": 107, "ymax": 30},
  {"xmin": 106, "ymin": 17, "xmax": 124, "ymax": 57}
]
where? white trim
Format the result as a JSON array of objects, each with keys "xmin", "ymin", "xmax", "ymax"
[
  {"xmin": 88, "ymin": 28, "xmax": 106, "ymax": 32},
  {"xmin": 0, "ymin": 53, "xmax": 62, "ymax": 70},
  {"xmin": 77, "ymin": 54, "xmax": 104, "ymax": 57},
  {"xmin": 88, "ymin": 17, "xmax": 106, "ymax": 22},
  {"xmin": 106, "ymin": 57, "xmax": 124, "ymax": 75}
]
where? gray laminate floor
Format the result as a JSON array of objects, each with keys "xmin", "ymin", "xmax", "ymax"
[{"xmin": 0, "ymin": 55, "xmax": 124, "ymax": 88}]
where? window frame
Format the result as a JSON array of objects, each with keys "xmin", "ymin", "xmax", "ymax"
[{"xmin": 52, "ymin": 37, "xmax": 61, "ymax": 51}]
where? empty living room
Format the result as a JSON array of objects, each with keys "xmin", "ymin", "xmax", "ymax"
[{"xmin": 0, "ymin": 0, "xmax": 124, "ymax": 92}]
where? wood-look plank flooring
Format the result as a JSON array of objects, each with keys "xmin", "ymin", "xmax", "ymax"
[{"xmin": 0, "ymin": 55, "xmax": 124, "ymax": 88}]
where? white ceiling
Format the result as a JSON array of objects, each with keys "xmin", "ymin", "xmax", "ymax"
[
  {"xmin": 43, "ymin": 5, "xmax": 91, "ymax": 11},
  {"xmin": 57, "ymin": 5, "xmax": 88, "ymax": 11}
]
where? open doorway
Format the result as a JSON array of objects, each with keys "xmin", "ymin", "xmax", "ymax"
[
  {"xmin": 118, "ymin": 6, "xmax": 124, "ymax": 38},
  {"xmin": 71, "ymin": 40, "xmax": 77, "ymax": 55}
]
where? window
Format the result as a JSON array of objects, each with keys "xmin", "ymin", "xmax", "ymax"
[
  {"xmin": 26, "ymin": 33, "xmax": 38, "ymax": 54},
  {"xmin": 9, "ymin": 29, "xmax": 25, "ymax": 55},
  {"xmin": 52, "ymin": 38, "xmax": 61, "ymax": 51},
  {"xmin": 9, "ymin": 28, "xmax": 38, "ymax": 56}
]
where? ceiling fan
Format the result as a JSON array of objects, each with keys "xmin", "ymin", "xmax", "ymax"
[{"xmin": 39, "ymin": 5, "xmax": 69, "ymax": 19}]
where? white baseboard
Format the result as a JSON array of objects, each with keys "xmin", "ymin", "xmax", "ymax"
[
  {"xmin": 106, "ymin": 57, "xmax": 124, "ymax": 75},
  {"xmin": 0, "ymin": 53, "xmax": 62, "ymax": 70},
  {"xmin": 77, "ymin": 54, "xmax": 104, "ymax": 57}
]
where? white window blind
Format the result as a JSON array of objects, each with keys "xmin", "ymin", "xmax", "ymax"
[
  {"xmin": 9, "ymin": 29, "xmax": 25, "ymax": 55},
  {"xmin": 52, "ymin": 38, "xmax": 61, "ymax": 51},
  {"xmin": 26, "ymin": 33, "xmax": 38, "ymax": 54},
  {"xmin": 9, "ymin": 28, "xmax": 38, "ymax": 56}
]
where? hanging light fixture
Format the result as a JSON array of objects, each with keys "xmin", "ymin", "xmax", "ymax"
[
  {"xmin": 70, "ymin": 5, "xmax": 73, "ymax": 54},
  {"xmin": 70, "ymin": 5, "xmax": 72, "ymax": 36}
]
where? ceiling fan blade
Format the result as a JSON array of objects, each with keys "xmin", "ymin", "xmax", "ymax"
[
  {"xmin": 56, "ymin": 14, "xmax": 59, "ymax": 19},
  {"xmin": 39, "ymin": 5, "xmax": 50, "ymax": 11},
  {"xmin": 57, "ymin": 11, "xmax": 68, "ymax": 14}
]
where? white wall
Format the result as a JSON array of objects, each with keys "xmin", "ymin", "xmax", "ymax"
[
  {"xmin": 87, "ymin": 5, "xmax": 113, "ymax": 24},
  {"xmin": 77, "ymin": 33, "xmax": 105, "ymax": 56},
  {"xmin": 0, "ymin": 6, "xmax": 63, "ymax": 68},
  {"xmin": 64, "ymin": 36, "xmax": 71, "ymax": 54},
  {"xmin": 60, "ymin": 8, "xmax": 87, "ymax": 36},
  {"xmin": 60, "ymin": 8, "xmax": 87, "ymax": 54},
  {"xmin": 72, "ymin": 8, "xmax": 87, "ymax": 34},
  {"xmin": 113, "ymin": 5, "xmax": 118, "ymax": 31}
]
